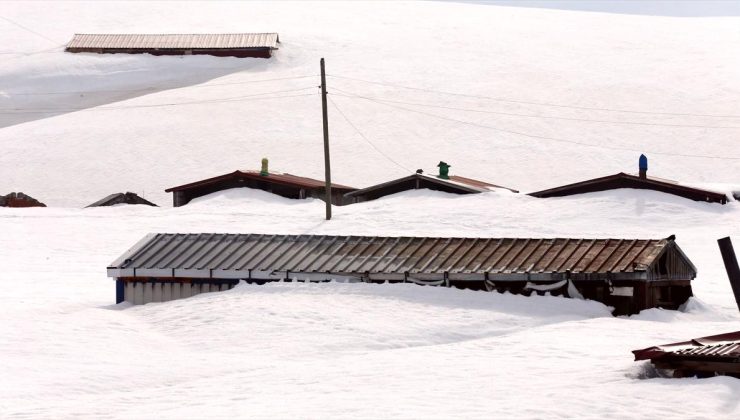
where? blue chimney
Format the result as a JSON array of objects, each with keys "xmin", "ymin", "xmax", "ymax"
[{"xmin": 639, "ymin": 154, "xmax": 648, "ymax": 179}]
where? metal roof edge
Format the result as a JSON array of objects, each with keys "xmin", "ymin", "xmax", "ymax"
[
  {"xmin": 344, "ymin": 173, "xmax": 483, "ymax": 197},
  {"xmin": 529, "ymin": 172, "xmax": 728, "ymax": 202},
  {"xmin": 165, "ymin": 170, "xmax": 355, "ymax": 193},
  {"xmin": 108, "ymin": 233, "xmax": 159, "ymax": 270},
  {"xmin": 528, "ymin": 173, "xmax": 626, "ymax": 197}
]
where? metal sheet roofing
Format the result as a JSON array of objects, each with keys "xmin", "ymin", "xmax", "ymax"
[
  {"xmin": 67, "ymin": 33, "xmax": 279, "ymax": 50},
  {"xmin": 108, "ymin": 234, "xmax": 694, "ymax": 282},
  {"xmin": 165, "ymin": 170, "xmax": 356, "ymax": 193},
  {"xmin": 345, "ymin": 173, "xmax": 517, "ymax": 198},
  {"xmin": 633, "ymin": 331, "xmax": 740, "ymax": 361},
  {"xmin": 448, "ymin": 175, "xmax": 519, "ymax": 193}
]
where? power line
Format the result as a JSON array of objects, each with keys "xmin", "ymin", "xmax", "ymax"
[
  {"xmin": 330, "ymin": 92, "xmax": 740, "ymax": 161},
  {"xmin": 0, "ymin": 88, "xmax": 317, "ymax": 115},
  {"xmin": 0, "ymin": 16, "xmax": 62, "ymax": 45},
  {"xmin": 327, "ymin": 74, "xmax": 740, "ymax": 119},
  {"xmin": 327, "ymin": 95, "xmax": 411, "ymax": 173},
  {"xmin": 329, "ymin": 87, "xmax": 740, "ymax": 130},
  {"xmin": 3, "ymin": 74, "xmax": 318, "ymax": 96}
]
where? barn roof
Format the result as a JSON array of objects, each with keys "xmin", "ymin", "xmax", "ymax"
[
  {"xmin": 108, "ymin": 234, "xmax": 695, "ymax": 282},
  {"xmin": 345, "ymin": 173, "xmax": 518, "ymax": 198},
  {"xmin": 529, "ymin": 172, "xmax": 728, "ymax": 204},
  {"xmin": 66, "ymin": 33, "xmax": 279, "ymax": 50},
  {"xmin": 165, "ymin": 170, "xmax": 356, "ymax": 193}
]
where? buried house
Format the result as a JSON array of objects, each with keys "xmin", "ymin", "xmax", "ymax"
[
  {"xmin": 344, "ymin": 161, "xmax": 518, "ymax": 204},
  {"xmin": 65, "ymin": 33, "xmax": 280, "ymax": 58},
  {"xmin": 0, "ymin": 192, "xmax": 46, "ymax": 208},
  {"xmin": 107, "ymin": 233, "xmax": 696, "ymax": 315},
  {"xmin": 165, "ymin": 160, "xmax": 356, "ymax": 207},
  {"xmin": 86, "ymin": 192, "xmax": 158, "ymax": 207},
  {"xmin": 529, "ymin": 155, "xmax": 729, "ymax": 204}
]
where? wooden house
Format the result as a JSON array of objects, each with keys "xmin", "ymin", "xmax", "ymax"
[
  {"xmin": 65, "ymin": 33, "xmax": 279, "ymax": 58},
  {"xmin": 107, "ymin": 233, "xmax": 696, "ymax": 315}
]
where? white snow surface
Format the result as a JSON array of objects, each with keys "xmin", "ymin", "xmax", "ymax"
[{"xmin": 1, "ymin": 1, "xmax": 740, "ymax": 418}]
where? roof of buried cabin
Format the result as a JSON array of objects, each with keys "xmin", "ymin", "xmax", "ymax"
[
  {"xmin": 165, "ymin": 170, "xmax": 356, "ymax": 193},
  {"xmin": 108, "ymin": 234, "xmax": 695, "ymax": 282},
  {"xmin": 67, "ymin": 33, "xmax": 280, "ymax": 50}
]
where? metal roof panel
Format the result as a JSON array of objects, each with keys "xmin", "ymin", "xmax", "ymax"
[
  {"xmin": 108, "ymin": 234, "xmax": 694, "ymax": 281},
  {"xmin": 67, "ymin": 33, "xmax": 279, "ymax": 50}
]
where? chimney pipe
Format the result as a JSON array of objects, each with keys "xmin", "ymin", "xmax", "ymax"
[
  {"xmin": 437, "ymin": 161, "xmax": 450, "ymax": 179},
  {"xmin": 718, "ymin": 237, "xmax": 740, "ymax": 313},
  {"xmin": 260, "ymin": 158, "xmax": 269, "ymax": 176},
  {"xmin": 638, "ymin": 154, "xmax": 648, "ymax": 179}
]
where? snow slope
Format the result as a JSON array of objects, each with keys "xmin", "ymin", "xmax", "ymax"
[
  {"xmin": 1, "ymin": 189, "xmax": 740, "ymax": 418},
  {"xmin": 1, "ymin": 1, "xmax": 739, "ymax": 206},
  {"xmin": 1, "ymin": 1, "xmax": 740, "ymax": 418}
]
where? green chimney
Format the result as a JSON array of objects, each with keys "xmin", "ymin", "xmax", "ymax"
[
  {"xmin": 437, "ymin": 161, "xmax": 450, "ymax": 179},
  {"xmin": 260, "ymin": 158, "xmax": 269, "ymax": 176}
]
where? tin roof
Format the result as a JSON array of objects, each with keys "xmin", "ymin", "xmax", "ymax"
[
  {"xmin": 67, "ymin": 33, "xmax": 279, "ymax": 50},
  {"xmin": 633, "ymin": 331, "xmax": 740, "ymax": 361},
  {"xmin": 165, "ymin": 170, "xmax": 356, "ymax": 193},
  {"xmin": 449, "ymin": 175, "xmax": 519, "ymax": 193},
  {"xmin": 345, "ymin": 173, "xmax": 518, "ymax": 198},
  {"xmin": 529, "ymin": 172, "xmax": 728, "ymax": 204},
  {"xmin": 108, "ymin": 234, "xmax": 695, "ymax": 282}
]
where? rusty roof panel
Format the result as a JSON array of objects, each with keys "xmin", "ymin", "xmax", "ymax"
[
  {"xmin": 529, "ymin": 172, "xmax": 728, "ymax": 204},
  {"xmin": 67, "ymin": 33, "xmax": 279, "ymax": 50},
  {"xmin": 633, "ymin": 331, "xmax": 740, "ymax": 361},
  {"xmin": 165, "ymin": 170, "xmax": 355, "ymax": 193},
  {"xmin": 109, "ymin": 234, "xmax": 696, "ymax": 282}
]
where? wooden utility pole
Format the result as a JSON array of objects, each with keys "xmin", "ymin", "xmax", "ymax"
[
  {"xmin": 718, "ymin": 237, "xmax": 740, "ymax": 313},
  {"xmin": 320, "ymin": 58, "xmax": 332, "ymax": 220}
]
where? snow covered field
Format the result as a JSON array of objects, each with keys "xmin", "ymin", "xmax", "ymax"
[{"xmin": 1, "ymin": 1, "xmax": 740, "ymax": 418}]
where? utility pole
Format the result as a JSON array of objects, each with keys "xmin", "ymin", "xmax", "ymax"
[{"xmin": 320, "ymin": 58, "xmax": 332, "ymax": 220}]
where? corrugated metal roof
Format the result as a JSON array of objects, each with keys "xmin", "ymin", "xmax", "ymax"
[
  {"xmin": 633, "ymin": 331, "xmax": 740, "ymax": 361},
  {"xmin": 67, "ymin": 33, "xmax": 279, "ymax": 50},
  {"xmin": 108, "ymin": 234, "xmax": 694, "ymax": 282},
  {"xmin": 448, "ymin": 175, "xmax": 519, "ymax": 193},
  {"xmin": 165, "ymin": 170, "xmax": 356, "ymax": 192}
]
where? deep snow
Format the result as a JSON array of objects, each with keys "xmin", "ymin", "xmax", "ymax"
[
  {"xmin": 1, "ymin": 1, "xmax": 740, "ymax": 418},
  {"xmin": 1, "ymin": 1, "xmax": 740, "ymax": 207},
  {"xmin": 2, "ymin": 188, "xmax": 740, "ymax": 418}
]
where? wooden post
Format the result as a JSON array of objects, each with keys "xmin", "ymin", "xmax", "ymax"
[
  {"xmin": 320, "ymin": 58, "xmax": 332, "ymax": 220},
  {"xmin": 718, "ymin": 237, "xmax": 740, "ymax": 312}
]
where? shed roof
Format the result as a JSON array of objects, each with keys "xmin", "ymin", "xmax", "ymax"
[
  {"xmin": 634, "ymin": 331, "xmax": 740, "ymax": 361},
  {"xmin": 66, "ymin": 33, "xmax": 279, "ymax": 50},
  {"xmin": 529, "ymin": 172, "xmax": 728, "ymax": 204},
  {"xmin": 345, "ymin": 173, "xmax": 518, "ymax": 198},
  {"xmin": 165, "ymin": 170, "xmax": 356, "ymax": 193},
  {"xmin": 108, "ymin": 234, "xmax": 694, "ymax": 282}
]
